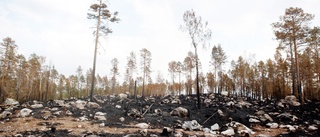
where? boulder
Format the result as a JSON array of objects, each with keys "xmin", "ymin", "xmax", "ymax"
[
  {"xmin": 118, "ymin": 93, "xmax": 128, "ymax": 100},
  {"xmin": 226, "ymin": 101, "xmax": 235, "ymax": 107},
  {"xmin": 127, "ymin": 108, "xmax": 142, "ymax": 118},
  {"xmin": 277, "ymin": 113, "xmax": 298, "ymax": 121},
  {"xmin": 74, "ymin": 100, "xmax": 87, "ymax": 109},
  {"xmin": 161, "ymin": 99, "xmax": 170, "ymax": 104},
  {"xmin": 236, "ymin": 100, "xmax": 252, "ymax": 109},
  {"xmin": 204, "ymin": 99, "xmax": 212, "ymax": 106},
  {"xmin": 5, "ymin": 98, "xmax": 19, "ymax": 106},
  {"xmin": 53, "ymin": 111, "xmax": 62, "ymax": 116},
  {"xmin": 54, "ymin": 100, "xmax": 68, "ymax": 107},
  {"xmin": 135, "ymin": 123, "xmax": 149, "ymax": 129},
  {"xmin": 217, "ymin": 109, "xmax": 224, "ymax": 117},
  {"xmin": 307, "ymin": 125, "xmax": 318, "ymax": 131},
  {"xmin": 78, "ymin": 116, "xmax": 88, "ymax": 121},
  {"xmin": 115, "ymin": 105, "xmax": 121, "ymax": 109},
  {"xmin": 227, "ymin": 121, "xmax": 255, "ymax": 135},
  {"xmin": 182, "ymin": 120, "xmax": 202, "ymax": 131},
  {"xmin": 221, "ymin": 127, "xmax": 235, "ymax": 136},
  {"xmin": 170, "ymin": 107, "xmax": 189, "ymax": 117},
  {"xmin": 171, "ymin": 98, "xmax": 181, "ymax": 104},
  {"xmin": 249, "ymin": 118, "xmax": 260, "ymax": 123},
  {"xmin": 66, "ymin": 110, "xmax": 73, "ymax": 116},
  {"xmin": 277, "ymin": 101, "xmax": 285, "ymax": 108},
  {"xmin": 86, "ymin": 102, "xmax": 100, "ymax": 108},
  {"xmin": 266, "ymin": 123, "xmax": 279, "ymax": 128},
  {"xmin": 263, "ymin": 114, "xmax": 273, "ymax": 122},
  {"xmin": 208, "ymin": 93, "xmax": 215, "ymax": 99},
  {"xmin": 119, "ymin": 117, "xmax": 125, "ymax": 122},
  {"xmin": 285, "ymin": 95, "xmax": 301, "ymax": 106},
  {"xmin": 255, "ymin": 110, "xmax": 265, "ymax": 115},
  {"xmin": 18, "ymin": 108, "xmax": 32, "ymax": 117},
  {"xmin": 139, "ymin": 129, "xmax": 148, "ymax": 136},
  {"xmin": 279, "ymin": 124, "xmax": 297, "ymax": 132},
  {"xmin": 221, "ymin": 91, "xmax": 229, "ymax": 96},
  {"xmin": 94, "ymin": 112, "xmax": 107, "ymax": 121},
  {"xmin": 0, "ymin": 111, "xmax": 12, "ymax": 119},
  {"xmin": 154, "ymin": 108, "xmax": 162, "ymax": 116},
  {"xmin": 203, "ymin": 128, "xmax": 211, "ymax": 133},
  {"xmin": 30, "ymin": 104, "xmax": 43, "ymax": 109},
  {"xmin": 210, "ymin": 123, "xmax": 219, "ymax": 131}
]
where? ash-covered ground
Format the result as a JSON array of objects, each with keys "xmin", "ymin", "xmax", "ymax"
[{"xmin": 0, "ymin": 93, "xmax": 319, "ymax": 137}]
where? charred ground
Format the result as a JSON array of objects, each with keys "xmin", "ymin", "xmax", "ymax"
[{"xmin": 0, "ymin": 93, "xmax": 319, "ymax": 137}]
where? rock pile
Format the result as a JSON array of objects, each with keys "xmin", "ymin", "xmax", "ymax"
[{"xmin": 0, "ymin": 94, "xmax": 319, "ymax": 136}]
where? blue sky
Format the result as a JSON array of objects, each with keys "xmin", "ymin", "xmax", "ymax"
[{"xmin": 0, "ymin": 0, "xmax": 319, "ymax": 82}]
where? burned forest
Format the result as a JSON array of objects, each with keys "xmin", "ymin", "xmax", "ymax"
[{"xmin": 0, "ymin": 1, "xmax": 320, "ymax": 137}]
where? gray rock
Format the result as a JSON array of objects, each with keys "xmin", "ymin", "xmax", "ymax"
[
  {"xmin": 127, "ymin": 108, "xmax": 141, "ymax": 118},
  {"xmin": 41, "ymin": 110, "xmax": 51, "ymax": 120},
  {"xmin": 78, "ymin": 116, "xmax": 88, "ymax": 121},
  {"xmin": 285, "ymin": 95, "xmax": 301, "ymax": 106},
  {"xmin": 86, "ymin": 102, "xmax": 100, "ymax": 108},
  {"xmin": 99, "ymin": 123, "xmax": 105, "ymax": 127},
  {"xmin": 277, "ymin": 113, "xmax": 298, "ymax": 121},
  {"xmin": 203, "ymin": 128, "xmax": 211, "ymax": 133},
  {"xmin": 171, "ymin": 98, "xmax": 181, "ymax": 104},
  {"xmin": 204, "ymin": 99, "xmax": 212, "ymax": 106},
  {"xmin": 94, "ymin": 112, "xmax": 107, "ymax": 121},
  {"xmin": 255, "ymin": 110, "xmax": 265, "ymax": 115},
  {"xmin": 162, "ymin": 99, "xmax": 170, "ymax": 104},
  {"xmin": 170, "ymin": 107, "xmax": 189, "ymax": 117},
  {"xmin": 236, "ymin": 100, "xmax": 252, "ymax": 109},
  {"xmin": 211, "ymin": 123, "xmax": 219, "ymax": 131},
  {"xmin": 18, "ymin": 108, "xmax": 32, "ymax": 117},
  {"xmin": 227, "ymin": 121, "xmax": 255, "ymax": 134},
  {"xmin": 74, "ymin": 100, "xmax": 87, "ymax": 109},
  {"xmin": 54, "ymin": 100, "xmax": 67, "ymax": 107},
  {"xmin": 5, "ymin": 98, "xmax": 19, "ymax": 106},
  {"xmin": 266, "ymin": 123, "xmax": 278, "ymax": 128},
  {"xmin": 119, "ymin": 117, "xmax": 125, "ymax": 122},
  {"xmin": 217, "ymin": 109, "xmax": 224, "ymax": 117},
  {"xmin": 135, "ymin": 123, "xmax": 149, "ymax": 129},
  {"xmin": 263, "ymin": 114, "xmax": 273, "ymax": 122},
  {"xmin": 14, "ymin": 134, "xmax": 23, "ymax": 137},
  {"xmin": 221, "ymin": 91, "xmax": 228, "ymax": 96},
  {"xmin": 308, "ymin": 125, "xmax": 318, "ymax": 131},
  {"xmin": 249, "ymin": 118, "xmax": 260, "ymax": 123},
  {"xmin": 209, "ymin": 93, "xmax": 215, "ymax": 99},
  {"xmin": 182, "ymin": 120, "xmax": 202, "ymax": 131},
  {"xmin": 221, "ymin": 127, "xmax": 235, "ymax": 136},
  {"xmin": 30, "ymin": 104, "xmax": 43, "ymax": 109},
  {"xmin": 53, "ymin": 111, "xmax": 62, "ymax": 116},
  {"xmin": 154, "ymin": 108, "xmax": 162, "ymax": 116},
  {"xmin": 66, "ymin": 110, "xmax": 73, "ymax": 116},
  {"xmin": 0, "ymin": 111, "xmax": 12, "ymax": 119},
  {"xmin": 150, "ymin": 134, "xmax": 158, "ymax": 137},
  {"xmin": 115, "ymin": 105, "xmax": 121, "ymax": 109},
  {"xmin": 139, "ymin": 129, "xmax": 148, "ymax": 136},
  {"xmin": 277, "ymin": 101, "xmax": 285, "ymax": 108},
  {"xmin": 226, "ymin": 101, "xmax": 235, "ymax": 107},
  {"xmin": 280, "ymin": 124, "xmax": 297, "ymax": 132},
  {"xmin": 118, "ymin": 93, "xmax": 128, "ymax": 100}
]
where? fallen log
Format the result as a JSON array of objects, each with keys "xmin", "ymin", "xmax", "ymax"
[{"xmin": 142, "ymin": 103, "xmax": 154, "ymax": 116}]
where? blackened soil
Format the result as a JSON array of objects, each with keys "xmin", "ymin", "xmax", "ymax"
[{"xmin": 2, "ymin": 94, "xmax": 320, "ymax": 137}]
